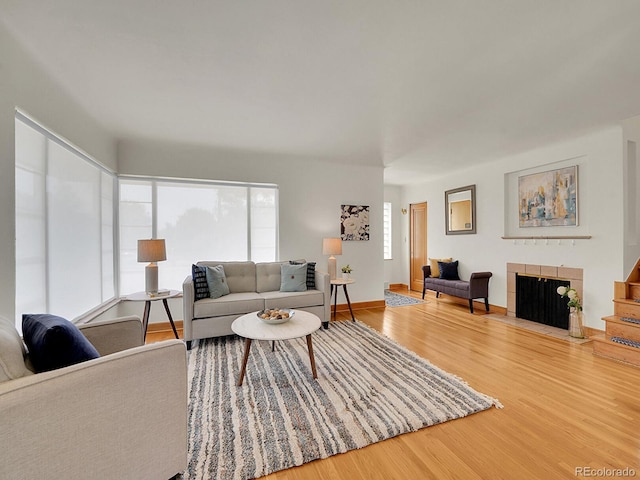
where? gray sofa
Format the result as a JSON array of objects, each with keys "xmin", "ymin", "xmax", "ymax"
[
  {"xmin": 183, "ymin": 260, "xmax": 330, "ymax": 347},
  {"xmin": 422, "ymin": 265, "xmax": 493, "ymax": 313},
  {"xmin": 0, "ymin": 315, "xmax": 187, "ymax": 480}
]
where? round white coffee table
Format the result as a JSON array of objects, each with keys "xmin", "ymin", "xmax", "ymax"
[{"xmin": 231, "ymin": 310, "xmax": 321, "ymax": 386}]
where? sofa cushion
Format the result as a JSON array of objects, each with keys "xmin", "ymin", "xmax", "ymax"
[
  {"xmin": 198, "ymin": 261, "xmax": 256, "ymax": 293},
  {"xmin": 192, "ymin": 264, "xmax": 210, "ymax": 300},
  {"xmin": 290, "ymin": 261, "xmax": 316, "ymax": 289},
  {"xmin": 256, "ymin": 261, "xmax": 286, "ymax": 293},
  {"xmin": 280, "ymin": 263, "xmax": 308, "ymax": 292},
  {"xmin": 261, "ymin": 290, "xmax": 325, "ymax": 310},
  {"xmin": 22, "ymin": 314, "xmax": 100, "ymax": 373},
  {"xmin": 206, "ymin": 265, "xmax": 231, "ymax": 299},
  {"xmin": 0, "ymin": 315, "xmax": 33, "ymax": 383},
  {"xmin": 193, "ymin": 293, "xmax": 265, "ymax": 319},
  {"xmin": 429, "ymin": 257, "xmax": 452, "ymax": 278},
  {"xmin": 438, "ymin": 260, "xmax": 460, "ymax": 280}
]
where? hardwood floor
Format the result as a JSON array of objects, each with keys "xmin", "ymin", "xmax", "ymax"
[{"xmin": 147, "ymin": 292, "xmax": 640, "ymax": 479}]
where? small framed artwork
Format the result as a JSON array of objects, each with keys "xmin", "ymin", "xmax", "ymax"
[
  {"xmin": 518, "ymin": 165, "xmax": 578, "ymax": 227},
  {"xmin": 341, "ymin": 205, "xmax": 370, "ymax": 241}
]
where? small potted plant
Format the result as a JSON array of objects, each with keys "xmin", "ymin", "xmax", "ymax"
[{"xmin": 341, "ymin": 264, "xmax": 352, "ymax": 280}]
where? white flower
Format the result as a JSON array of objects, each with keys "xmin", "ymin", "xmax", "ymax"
[
  {"xmin": 557, "ymin": 286, "xmax": 567, "ymax": 295},
  {"xmin": 567, "ymin": 289, "xmax": 577, "ymax": 299},
  {"xmin": 342, "ymin": 217, "xmax": 360, "ymax": 235}
]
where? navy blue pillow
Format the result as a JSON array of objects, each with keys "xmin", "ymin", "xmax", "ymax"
[
  {"xmin": 438, "ymin": 260, "xmax": 460, "ymax": 280},
  {"xmin": 192, "ymin": 264, "xmax": 210, "ymax": 301},
  {"xmin": 22, "ymin": 314, "xmax": 100, "ymax": 373}
]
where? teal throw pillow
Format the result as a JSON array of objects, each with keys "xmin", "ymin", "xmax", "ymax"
[
  {"xmin": 280, "ymin": 263, "xmax": 308, "ymax": 292},
  {"xmin": 206, "ymin": 265, "xmax": 231, "ymax": 299}
]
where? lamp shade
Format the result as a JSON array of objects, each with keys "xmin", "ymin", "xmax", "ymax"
[
  {"xmin": 137, "ymin": 239, "xmax": 167, "ymax": 263},
  {"xmin": 322, "ymin": 237, "xmax": 342, "ymax": 256}
]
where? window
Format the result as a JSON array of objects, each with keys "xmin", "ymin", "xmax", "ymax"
[
  {"xmin": 15, "ymin": 113, "xmax": 116, "ymax": 331},
  {"xmin": 119, "ymin": 178, "xmax": 278, "ymax": 294},
  {"xmin": 383, "ymin": 202, "xmax": 392, "ymax": 260}
]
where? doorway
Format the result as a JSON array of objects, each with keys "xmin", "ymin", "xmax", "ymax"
[{"xmin": 410, "ymin": 202, "xmax": 427, "ymax": 292}]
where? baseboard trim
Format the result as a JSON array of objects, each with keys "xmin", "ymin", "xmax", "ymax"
[
  {"xmin": 422, "ymin": 291, "xmax": 504, "ymax": 315},
  {"xmin": 147, "ymin": 320, "xmax": 184, "ymax": 333},
  {"xmin": 333, "ymin": 300, "xmax": 386, "ymax": 312},
  {"xmin": 388, "ymin": 283, "xmax": 408, "ymax": 292},
  {"xmin": 585, "ymin": 326, "xmax": 604, "ymax": 337}
]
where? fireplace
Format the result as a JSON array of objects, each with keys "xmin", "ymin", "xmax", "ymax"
[
  {"xmin": 515, "ymin": 274, "xmax": 570, "ymax": 328},
  {"xmin": 507, "ymin": 263, "xmax": 583, "ymax": 329}
]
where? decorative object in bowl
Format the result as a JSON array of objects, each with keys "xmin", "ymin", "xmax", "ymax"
[{"xmin": 257, "ymin": 308, "xmax": 295, "ymax": 324}]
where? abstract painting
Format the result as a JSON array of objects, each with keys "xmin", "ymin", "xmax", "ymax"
[
  {"xmin": 341, "ymin": 205, "xmax": 370, "ymax": 241},
  {"xmin": 518, "ymin": 166, "xmax": 578, "ymax": 227}
]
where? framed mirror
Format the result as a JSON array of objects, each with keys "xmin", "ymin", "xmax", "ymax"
[{"xmin": 445, "ymin": 184, "xmax": 476, "ymax": 235}]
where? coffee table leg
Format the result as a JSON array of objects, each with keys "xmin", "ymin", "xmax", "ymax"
[
  {"xmin": 306, "ymin": 334, "xmax": 318, "ymax": 379},
  {"xmin": 238, "ymin": 338, "xmax": 252, "ymax": 386}
]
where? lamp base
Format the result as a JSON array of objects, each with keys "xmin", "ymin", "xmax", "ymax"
[
  {"xmin": 145, "ymin": 263, "xmax": 158, "ymax": 294},
  {"xmin": 328, "ymin": 256, "xmax": 337, "ymax": 280}
]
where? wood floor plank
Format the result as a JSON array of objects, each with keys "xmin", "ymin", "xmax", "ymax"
[{"xmin": 148, "ymin": 292, "xmax": 640, "ymax": 479}]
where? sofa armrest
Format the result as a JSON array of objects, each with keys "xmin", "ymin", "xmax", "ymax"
[
  {"xmin": 469, "ymin": 271, "xmax": 493, "ymax": 298},
  {"xmin": 422, "ymin": 265, "xmax": 432, "ymax": 279},
  {"xmin": 314, "ymin": 269, "xmax": 331, "ymax": 323},
  {"xmin": 183, "ymin": 274, "xmax": 195, "ymax": 341},
  {"xmin": 0, "ymin": 340, "xmax": 187, "ymax": 479},
  {"xmin": 79, "ymin": 316, "xmax": 143, "ymax": 356}
]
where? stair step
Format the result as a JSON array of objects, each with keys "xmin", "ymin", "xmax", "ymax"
[
  {"xmin": 601, "ymin": 316, "xmax": 640, "ymax": 343},
  {"xmin": 612, "ymin": 299, "xmax": 640, "ymax": 319},
  {"xmin": 629, "ymin": 284, "xmax": 640, "ymax": 300},
  {"xmin": 611, "ymin": 336, "xmax": 640, "ymax": 348},
  {"xmin": 592, "ymin": 335, "xmax": 640, "ymax": 367}
]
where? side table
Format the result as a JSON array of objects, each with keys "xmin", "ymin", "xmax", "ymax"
[
  {"xmin": 125, "ymin": 290, "xmax": 181, "ymax": 341},
  {"xmin": 330, "ymin": 278, "xmax": 355, "ymax": 323}
]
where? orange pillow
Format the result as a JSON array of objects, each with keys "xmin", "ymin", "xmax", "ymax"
[{"xmin": 429, "ymin": 257, "xmax": 452, "ymax": 278}]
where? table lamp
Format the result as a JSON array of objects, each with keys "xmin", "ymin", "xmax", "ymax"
[
  {"xmin": 322, "ymin": 237, "xmax": 342, "ymax": 280},
  {"xmin": 137, "ymin": 239, "xmax": 167, "ymax": 294}
]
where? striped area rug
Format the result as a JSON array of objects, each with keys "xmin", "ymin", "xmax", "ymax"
[{"xmin": 184, "ymin": 321, "xmax": 501, "ymax": 480}]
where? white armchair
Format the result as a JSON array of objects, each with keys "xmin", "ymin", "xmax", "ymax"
[{"xmin": 0, "ymin": 315, "xmax": 187, "ymax": 480}]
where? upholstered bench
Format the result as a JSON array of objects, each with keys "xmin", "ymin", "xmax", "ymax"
[{"xmin": 422, "ymin": 264, "xmax": 492, "ymax": 313}]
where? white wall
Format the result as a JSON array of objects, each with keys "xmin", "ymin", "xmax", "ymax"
[
  {"xmin": 622, "ymin": 115, "xmax": 640, "ymax": 272},
  {"xmin": 117, "ymin": 139, "xmax": 385, "ymax": 323},
  {"xmin": 383, "ymin": 185, "xmax": 406, "ymax": 288},
  {"xmin": 402, "ymin": 127, "xmax": 625, "ymax": 330},
  {"xmin": 0, "ymin": 24, "xmax": 117, "ymax": 322}
]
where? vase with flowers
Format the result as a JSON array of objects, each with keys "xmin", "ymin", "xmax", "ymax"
[{"xmin": 557, "ymin": 286, "xmax": 586, "ymax": 338}]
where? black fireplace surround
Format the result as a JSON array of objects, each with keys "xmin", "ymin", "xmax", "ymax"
[{"xmin": 515, "ymin": 274, "xmax": 570, "ymax": 329}]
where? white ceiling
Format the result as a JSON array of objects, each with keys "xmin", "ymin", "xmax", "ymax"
[{"xmin": 2, "ymin": 0, "xmax": 640, "ymax": 185}]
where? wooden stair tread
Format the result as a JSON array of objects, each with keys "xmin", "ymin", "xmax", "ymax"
[
  {"xmin": 602, "ymin": 315, "xmax": 640, "ymax": 327},
  {"xmin": 612, "ymin": 298, "xmax": 640, "ymax": 305},
  {"xmin": 592, "ymin": 335, "xmax": 640, "ymax": 367}
]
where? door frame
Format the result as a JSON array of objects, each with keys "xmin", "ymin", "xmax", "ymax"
[{"xmin": 409, "ymin": 202, "xmax": 427, "ymax": 292}]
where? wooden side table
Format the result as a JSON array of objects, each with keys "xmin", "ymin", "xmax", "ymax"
[
  {"xmin": 330, "ymin": 278, "xmax": 355, "ymax": 322},
  {"xmin": 125, "ymin": 290, "xmax": 181, "ymax": 341}
]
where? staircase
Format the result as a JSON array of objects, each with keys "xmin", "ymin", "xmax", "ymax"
[{"xmin": 592, "ymin": 259, "xmax": 640, "ymax": 367}]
